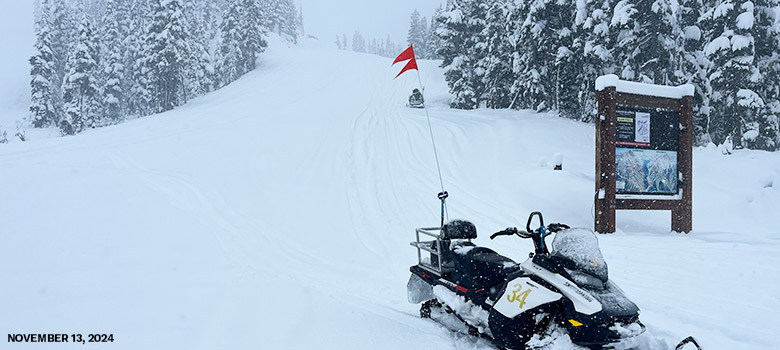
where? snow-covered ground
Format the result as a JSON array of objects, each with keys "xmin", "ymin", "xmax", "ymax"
[{"xmin": 2, "ymin": 35, "xmax": 779, "ymax": 349}]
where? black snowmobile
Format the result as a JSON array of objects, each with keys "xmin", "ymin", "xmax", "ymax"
[
  {"xmin": 408, "ymin": 88, "xmax": 425, "ymax": 108},
  {"xmin": 407, "ymin": 212, "xmax": 646, "ymax": 349}
]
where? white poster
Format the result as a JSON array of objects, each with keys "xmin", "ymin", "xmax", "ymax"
[{"xmin": 635, "ymin": 112, "xmax": 650, "ymax": 144}]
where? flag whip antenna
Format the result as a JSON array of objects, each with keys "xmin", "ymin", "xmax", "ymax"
[
  {"xmin": 416, "ymin": 70, "xmax": 448, "ymax": 226},
  {"xmin": 393, "ymin": 45, "xmax": 448, "ymax": 226}
]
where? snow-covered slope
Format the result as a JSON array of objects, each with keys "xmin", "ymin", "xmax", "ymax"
[{"xmin": 2, "ymin": 37, "xmax": 779, "ymax": 350}]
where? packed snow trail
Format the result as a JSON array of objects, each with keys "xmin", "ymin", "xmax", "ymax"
[{"xmin": 1, "ymin": 38, "xmax": 779, "ymax": 349}]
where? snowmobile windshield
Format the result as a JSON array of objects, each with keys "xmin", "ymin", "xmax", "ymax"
[
  {"xmin": 564, "ymin": 267, "xmax": 605, "ymax": 290},
  {"xmin": 551, "ymin": 228, "xmax": 608, "ymax": 283}
]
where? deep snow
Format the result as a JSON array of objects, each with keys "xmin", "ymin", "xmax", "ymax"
[{"xmin": 1, "ymin": 36, "xmax": 780, "ymax": 350}]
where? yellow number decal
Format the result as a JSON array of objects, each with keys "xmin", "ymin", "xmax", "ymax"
[{"xmin": 506, "ymin": 284, "xmax": 532, "ymax": 309}]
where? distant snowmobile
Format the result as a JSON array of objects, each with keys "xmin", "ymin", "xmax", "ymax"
[
  {"xmin": 408, "ymin": 88, "xmax": 424, "ymax": 108},
  {"xmin": 408, "ymin": 212, "xmax": 700, "ymax": 349}
]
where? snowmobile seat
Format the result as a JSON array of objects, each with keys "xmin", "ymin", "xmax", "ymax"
[
  {"xmin": 447, "ymin": 242, "xmax": 518, "ymax": 289},
  {"xmin": 425, "ymin": 221, "xmax": 478, "ymax": 274}
]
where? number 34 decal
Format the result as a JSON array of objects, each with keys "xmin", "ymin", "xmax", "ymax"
[{"xmin": 507, "ymin": 284, "xmax": 532, "ymax": 309}]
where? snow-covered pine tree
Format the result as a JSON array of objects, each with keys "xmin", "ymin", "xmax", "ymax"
[
  {"xmin": 515, "ymin": 0, "xmax": 577, "ymax": 112},
  {"xmin": 479, "ymin": 0, "xmax": 515, "ymax": 108},
  {"xmin": 675, "ymin": 0, "xmax": 711, "ymax": 144},
  {"xmin": 633, "ymin": 0, "xmax": 677, "ymax": 84},
  {"xmin": 297, "ymin": 5, "xmax": 305, "ymax": 37},
  {"xmin": 240, "ymin": 0, "xmax": 268, "ymax": 73},
  {"xmin": 61, "ymin": 16, "xmax": 101, "ymax": 135},
  {"xmin": 121, "ymin": 0, "xmax": 149, "ymax": 118},
  {"xmin": 263, "ymin": 0, "xmax": 298, "ymax": 42},
  {"xmin": 748, "ymin": 0, "xmax": 780, "ymax": 150},
  {"xmin": 428, "ymin": 5, "xmax": 445, "ymax": 60},
  {"xmin": 701, "ymin": 0, "xmax": 763, "ymax": 148},
  {"xmin": 145, "ymin": 0, "xmax": 190, "ymax": 113},
  {"xmin": 99, "ymin": 0, "xmax": 125, "ymax": 124},
  {"xmin": 30, "ymin": 0, "xmax": 58, "ymax": 128},
  {"xmin": 506, "ymin": 0, "xmax": 531, "ymax": 110},
  {"xmin": 49, "ymin": 0, "xmax": 74, "ymax": 120},
  {"xmin": 352, "ymin": 31, "xmax": 366, "ymax": 53},
  {"xmin": 408, "ymin": 10, "xmax": 425, "ymax": 57},
  {"xmin": 609, "ymin": 0, "xmax": 640, "ymax": 81},
  {"xmin": 183, "ymin": 0, "xmax": 209, "ymax": 99},
  {"xmin": 436, "ymin": 0, "xmax": 488, "ymax": 109},
  {"xmin": 200, "ymin": 0, "xmax": 222, "ymax": 94},
  {"xmin": 408, "ymin": 10, "xmax": 432, "ymax": 59},
  {"xmin": 281, "ymin": 0, "xmax": 299, "ymax": 42},
  {"xmin": 220, "ymin": 0, "xmax": 244, "ymax": 87},
  {"xmin": 574, "ymin": 0, "xmax": 615, "ymax": 121}
]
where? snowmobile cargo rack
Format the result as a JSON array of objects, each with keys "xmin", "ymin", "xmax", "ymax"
[{"xmin": 411, "ymin": 227, "xmax": 445, "ymax": 275}]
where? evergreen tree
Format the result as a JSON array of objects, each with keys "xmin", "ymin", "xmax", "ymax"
[
  {"xmin": 436, "ymin": 0, "xmax": 488, "ymax": 109},
  {"xmin": 408, "ymin": 10, "xmax": 429, "ymax": 58},
  {"xmin": 183, "ymin": 0, "xmax": 209, "ymax": 98},
  {"xmin": 100, "ymin": 0, "xmax": 125, "ymax": 124},
  {"xmin": 479, "ymin": 0, "xmax": 515, "ymax": 108},
  {"xmin": 574, "ymin": 0, "xmax": 615, "ymax": 121},
  {"xmin": 264, "ymin": 0, "xmax": 298, "ymax": 41},
  {"xmin": 61, "ymin": 16, "xmax": 100, "ymax": 134},
  {"xmin": 633, "ymin": 0, "xmax": 677, "ymax": 84},
  {"xmin": 517, "ymin": 0, "xmax": 577, "ymax": 111},
  {"xmin": 428, "ymin": 5, "xmax": 445, "ymax": 60},
  {"xmin": 749, "ymin": 0, "xmax": 780, "ymax": 149},
  {"xmin": 609, "ymin": 0, "xmax": 640, "ymax": 81},
  {"xmin": 50, "ymin": 0, "xmax": 74, "ymax": 120},
  {"xmin": 145, "ymin": 0, "xmax": 190, "ymax": 112},
  {"xmin": 220, "ymin": 0, "xmax": 244, "ymax": 86},
  {"xmin": 677, "ymin": 0, "xmax": 710, "ymax": 144},
  {"xmin": 702, "ymin": 0, "xmax": 763, "ymax": 147},
  {"xmin": 352, "ymin": 31, "xmax": 366, "ymax": 53},
  {"xmin": 240, "ymin": 0, "xmax": 268, "ymax": 73},
  {"xmin": 298, "ymin": 5, "xmax": 305, "ymax": 37},
  {"xmin": 30, "ymin": 0, "xmax": 58, "ymax": 128},
  {"xmin": 122, "ymin": 0, "xmax": 149, "ymax": 117}
]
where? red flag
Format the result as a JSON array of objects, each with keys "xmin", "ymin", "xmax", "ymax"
[
  {"xmin": 394, "ymin": 58, "xmax": 418, "ymax": 79},
  {"xmin": 393, "ymin": 45, "xmax": 418, "ymax": 79},
  {"xmin": 393, "ymin": 45, "xmax": 416, "ymax": 65}
]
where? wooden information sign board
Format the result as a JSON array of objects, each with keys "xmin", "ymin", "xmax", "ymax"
[{"xmin": 594, "ymin": 75, "xmax": 694, "ymax": 233}]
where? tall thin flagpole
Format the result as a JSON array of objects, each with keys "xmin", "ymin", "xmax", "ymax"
[{"xmin": 414, "ymin": 67, "xmax": 448, "ymax": 226}]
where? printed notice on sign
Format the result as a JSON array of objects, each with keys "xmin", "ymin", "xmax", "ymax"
[
  {"xmin": 616, "ymin": 110, "xmax": 651, "ymax": 147},
  {"xmin": 635, "ymin": 112, "xmax": 650, "ymax": 144}
]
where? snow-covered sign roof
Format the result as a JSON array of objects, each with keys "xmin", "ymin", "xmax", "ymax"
[{"xmin": 595, "ymin": 74, "xmax": 694, "ymax": 99}]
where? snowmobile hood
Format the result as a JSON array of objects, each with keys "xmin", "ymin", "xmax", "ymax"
[{"xmin": 551, "ymin": 228, "xmax": 608, "ymax": 282}]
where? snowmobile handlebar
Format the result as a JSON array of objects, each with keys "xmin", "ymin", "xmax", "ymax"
[
  {"xmin": 490, "ymin": 212, "xmax": 570, "ymax": 255},
  {"xmin": 490, "ymin": 227, "xmax": 520, "ymax": 240},
  {"xmin": 526, "ymin": 211, "xmax": 544, "ymax": 233}
]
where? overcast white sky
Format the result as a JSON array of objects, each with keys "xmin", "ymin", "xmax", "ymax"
[{"xmin": 296, "ymin": 0, "xmax": 442, "ymax": 45}]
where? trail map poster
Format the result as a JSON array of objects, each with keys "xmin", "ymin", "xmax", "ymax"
[
  {"xmin": 614, "ymin": 105, "xmax": 680, "ymax": 195},
  {"xmin": 615, "ymin": 149, "xmax": 678, "ymax": 194}
]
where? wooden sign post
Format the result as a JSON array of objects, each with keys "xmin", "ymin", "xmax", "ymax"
[{"xmin": 594, "ymin": 75, "xmax": 694, "ymax": 233}]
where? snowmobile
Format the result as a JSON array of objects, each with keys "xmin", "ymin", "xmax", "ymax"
[
  {"xmin": 407, "ymin": 212, "xmax": 646, "ymax": 349},
  {"xmin": 408, "ymin": 88, "xmax": 425, "ymax": 108}
]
